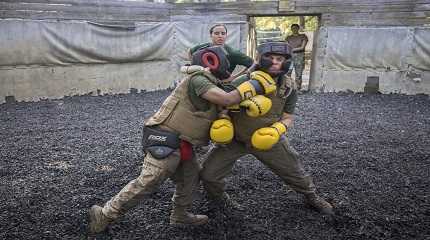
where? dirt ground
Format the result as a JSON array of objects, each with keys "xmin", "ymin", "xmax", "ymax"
[{"xmin": 1, "ymin": 91, "xmax": 429, "ymax": 240}]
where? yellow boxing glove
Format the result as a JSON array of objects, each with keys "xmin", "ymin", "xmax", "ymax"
[
  {"xmin": 251, "ymin": 122, "xmax": 287, "ymax": 150},
  {"xmin": 210, "ymin": 117, "xmax": 234, "ymax": 144},
  {"xmin": 236, "ymin": 71, "xmax": 276, "ymax": 100},
  {"xmin": 226, "ymin": 104, "xmax": 241, "ymax": 112},
  {"xmin": 239, "ymin": 95, "xmax": 272, "ymax": 117}
]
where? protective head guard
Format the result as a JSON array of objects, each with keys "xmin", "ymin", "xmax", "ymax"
[
  {"xmin": 257, "ymin": 41, "xmax": 292, "ymax": 76},
  {"xmin": 191, "ymin": 46, "xmax": 231, "ymax": 80}
]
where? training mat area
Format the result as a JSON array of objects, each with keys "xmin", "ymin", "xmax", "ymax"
[{"xmin": 1, "ymin": 91, "xmax": 429, "ymax": 240}]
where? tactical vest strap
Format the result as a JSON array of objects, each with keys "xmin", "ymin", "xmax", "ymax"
[
  {"xmin": 145, "ymin": 74, "xmax": 218, "ymax": 146},
  {"xmin": 146, "ymin": 146, "xmax": 175, "ymax": 159}
]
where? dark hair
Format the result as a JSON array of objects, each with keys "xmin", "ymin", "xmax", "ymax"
[
  {"xmin": 209, "ymin": 24, "xmax": 228, "ymax": 34},
  {"xmin": 291, "ymin": 24, "xmax": 300, "ymax": 29}
]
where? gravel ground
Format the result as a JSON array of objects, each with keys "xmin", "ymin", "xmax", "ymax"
[{"xmin": 1, "ymin": 91, "xmax": 429, "ymax": 240}]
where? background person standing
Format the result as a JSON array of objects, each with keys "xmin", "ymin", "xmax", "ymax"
[
  {"xmin": 188, "ymin": 24, "xmax": 254, "ymax": 82},
  {"xmin": 285, "ymin": 24, "xmax": 308, "ymax": 91}
]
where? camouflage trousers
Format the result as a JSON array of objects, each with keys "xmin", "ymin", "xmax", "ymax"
[
  {"xmin": 200, "ymin": 138, "xmax": 316, "ymax": 199},
  {"xmin": 290, "ymin": 52, "xmax": 305, "ymax": 90},
  {"xmin": 101, "ymin": 150, "xmax": 201, "ymax": 219}
]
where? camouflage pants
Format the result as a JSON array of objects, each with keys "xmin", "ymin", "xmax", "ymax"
[
  {"xmin": 291, "ymin": 52, "xmax": 305, "ymax": 90},
  {"xmin": 102, "ymin": 150, "xmax": 201, "ymax": 219},
  {"xmin": 200, "ymin": 138, "xmax": 316, "ymax": 199}
]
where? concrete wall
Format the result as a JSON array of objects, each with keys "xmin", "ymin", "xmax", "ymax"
[
  {"xmin": 1, "ymin": 0, "xmax": 429, "ymax": 104},
  {"xmin": 310, "ymin": 26, "xmax": 430, "ymax": 94},
  {"xmin": 280, "ymin": 0, "xmax": 430, "ymax": 94},
  {"xmin": 0, "ymin": 1, "xmax": 248, "ymax": 103}
]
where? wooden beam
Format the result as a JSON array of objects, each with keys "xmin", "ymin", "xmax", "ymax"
[
  {"xmin": 0, "ymin": 2, "xmax": 169, "ymax": 13},
  {"xmin": 292, "ymin": 4, "xmax": 416, "ymax": 14},
  {"xmin": 0, "ymin": 1, "xmax": 170, "ymax": 21},
  {"xmin": 281, "ymin": 1, "xmax": 430, "ymax": 15},
  {"xmin": 0, "ymin": 10, "xmax": 169, "ymax": 22},
  {"xmin": 279, "ymin": 0, "xmax": 295, "ymax": 12},
  {"xmin": 321, "ymin": 11, "xmax": 430, "ymax": 26},
  {"xmin": 296, "ymin": 0, "xmax": 429, "ymax": 5},
  {"xmin": 0, "ymin": 1, "xmax": 280, "ymax": 20},
  {"xmin": 0, "ymin": 0, "xmax": 171, "ymax": 8},
  {"xmin": 2, "ymin": 0, "xmax": 429, "ymax": 26},
  {"xmin": 171, "ymin": 1, "xmax": 279, "ymax": 16}
]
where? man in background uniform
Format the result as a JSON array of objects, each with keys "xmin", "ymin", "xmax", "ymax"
[
  {"xmin": 88, "ymin": 46, "xmax": 276, "ymax": 234},
  {"xmin": 200, "ymin": 41, "xmax": 334, "ymax": 216},
  {"xmin": 286, "ymin": 24, "xmax": 308, "ymax": 91}
]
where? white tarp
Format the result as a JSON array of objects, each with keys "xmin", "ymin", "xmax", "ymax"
[
  {"xmin": 313, "ymin": 27, "xmax": 430, "ymax": 94},
  {"xmin": 0, "ymin": 19, "xmax": 243, "ymax": 67},
  {"xmin": 0, "ymin": 19, "xmax": 247, "ymax": 103},
  {"xmin": 0, "ymin": 20, "xmax": 173, "ymax": 66},
  {"xmin": 412, "ymin": 28, "xmax": 430, "ymax": 71},
  {"xmin": 4, "ymin": 20, "xmax": 429, "ymax": 102},
  {"xmin": 325, "ymin": 27, "xmax": 410, "ymax": 70}
]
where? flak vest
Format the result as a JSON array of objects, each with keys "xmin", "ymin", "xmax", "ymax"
[
  {"xmin": 232, "ymin": 74, "xmax": 296, "ymax": 145},
  {"xmin": 145, "ymin": 71, "xmax": 218, "ymax": 146}
]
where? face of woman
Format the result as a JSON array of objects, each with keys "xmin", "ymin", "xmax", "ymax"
[{"xmin": 210, "ymin": 26, "xmax": 227, "ymax": 46}]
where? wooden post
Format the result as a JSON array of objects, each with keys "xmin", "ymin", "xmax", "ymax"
[{"xmin": 299, "ymin": 16, "xmax": 305, "ymax": 30}]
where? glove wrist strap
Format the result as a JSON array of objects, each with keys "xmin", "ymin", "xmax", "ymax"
[{"xmin": 271, "ymin": 122, "xmax": 287, "ymax": 135}]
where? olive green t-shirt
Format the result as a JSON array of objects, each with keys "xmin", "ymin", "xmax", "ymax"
[
  {"xmin": 230, "ymin": 75, "xmax": 298, "ymax": 114},
  {"xmin": 187, "ymin": 74, "xmax": 218, "ymax": 111},
  {"xmin": 190, "ymin": 43, "xmax": 253, "ymax": 73}
]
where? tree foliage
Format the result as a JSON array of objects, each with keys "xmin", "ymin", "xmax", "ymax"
[{"xmin": 255, "ymin": 16, "xmax": 319, "ymax": 37}]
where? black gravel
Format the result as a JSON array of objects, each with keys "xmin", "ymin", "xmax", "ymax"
[{"xmin": 1, "ymin": 91, "xmax": 429, "ymax": 240}]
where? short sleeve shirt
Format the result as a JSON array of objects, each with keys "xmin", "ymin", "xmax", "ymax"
[
  {"xmin": 286, "ymin": 34, "xmax": 308, "ymax": 50},
  {"xmin": 187, "ymin": 74, "xmax": 218, "ymax": 111},
  {"xmin": 190, "ymin": 43, "xmax": 253, "ymax": 73}
]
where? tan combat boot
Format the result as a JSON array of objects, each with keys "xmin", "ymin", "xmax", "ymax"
[
  {"xmin": 304, "ymin": 193, "xmax": 334, "ymax": 215},
  {"xmin": 88, "ymin": 205, "xmax": 114, "ymax": 234},
  {"xmin": 169, "ymin": 205, "xmax": 209, "ymax": 226}
]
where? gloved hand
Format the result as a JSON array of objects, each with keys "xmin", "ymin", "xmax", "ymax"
[
  {"xmin": 251, "ymin": 122, "xmax": 287, "ymax": 150},
  {"xmin": 210, "ymin": 117, "xmax": 234, "ymax": 144},
  {"xmin": 239, "ymin": 95, "xmax": 272, "ymax": 117},
  {"xmin": 236, "ymin": 70, "xmax": 276, "ymax": 100}
]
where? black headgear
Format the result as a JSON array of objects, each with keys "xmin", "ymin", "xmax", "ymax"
[
  {"xmin": 191, "ymin": 46, "xmax": 231, "ymax": 80},
  {"xmin": 257, "ymin": 42, "xmax": 292, "ymax": 75}
]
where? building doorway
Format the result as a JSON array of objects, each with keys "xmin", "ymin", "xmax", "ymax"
[{"xmin": 248, "ymin": 16, "xmax": 320, "ymax": 91}]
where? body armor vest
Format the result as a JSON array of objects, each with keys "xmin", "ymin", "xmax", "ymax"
[
  {"xmin": 145, "ymin": 71, "xmax": 219, "ymax": 146},
  {"xmin": 232, "ymin": 74, "xmax": 295, "ymax": 144}
]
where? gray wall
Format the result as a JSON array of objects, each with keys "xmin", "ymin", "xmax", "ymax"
[
  {"xmin": 281, "ymin": 0, "xmax": 430, "ymax": 94},
  {"xmin": 1, "ymin": 0, "xmax": 429, "ymax": 103},
  {"xmin": 310, "ymin": 26, "xmax": 430, "ymax": 94},
  {"xmin": 0, "ymin": 0, "xmax": 248, "ymax": 103}
]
